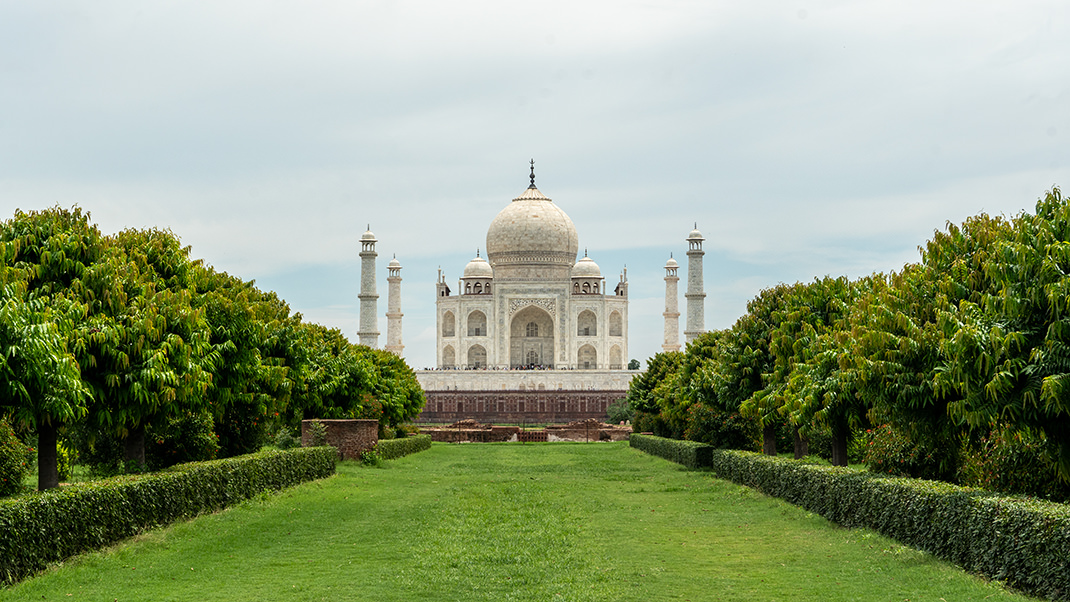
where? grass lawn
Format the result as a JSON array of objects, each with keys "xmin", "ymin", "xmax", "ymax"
[{"xmin": 3, "ymin": 442, "xmax": 1032, "ymax": 601}]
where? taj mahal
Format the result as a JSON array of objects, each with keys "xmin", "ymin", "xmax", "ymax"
[{"xmin": 355, "ymin": 162, "xmax": 707, "ymax": 422}]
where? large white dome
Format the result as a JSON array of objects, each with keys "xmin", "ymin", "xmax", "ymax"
[{"xmin": 485, "ymin": 186, "xmax": 578, "ymax": 280}]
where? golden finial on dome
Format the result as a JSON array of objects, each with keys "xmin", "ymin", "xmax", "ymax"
[{"xmin": 528, "ymin": 159, "xmax": 536, "ymax": 189}]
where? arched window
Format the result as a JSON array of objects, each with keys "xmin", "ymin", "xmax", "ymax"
[
  {"xmin": 442, "ymin": 345, "xmax": 456, "ymax": 368},
  {"xmin": 593, "ymin": 283, "xmax": 599, "ymax": 294},
  {"xmin": 578, "ymin": 345, "xmax": 597, "ymax": 370},
  {"xmin": 526, "ymin": 322, "xmax": 539, "ymax": 337},
  {"xmin": 526, "ymin": 349, "xmax": 539, "ymax": 365},
  {"xmin": 573, "ymin": 282, "xmax": 580, "ymax": 293},
  {"xmin": 467, "ymin": 310, "xmax": 487, "ymax": 337},
  {"xmin": 609, "ymin": 311, "xmax": 622, "ymax": 337},
  {"xmin": 473, "ymin": 282, "xmax": 482, "ymax": 294},
  {"xmin": 582, "ymin": 282, "xmax": 590, "ymax": 293},
  {"xmin": 610, "ymin": 345, "xmax": 623, "ymax": 370},
  {"xmin": 468, "ymin": 345, "xmax": 487, "ymax": 368},
  {"xmin": 577, "ymin": 310, "xmax": 597, "ymax": 336},
  {"xmin": 442, "ymin": 311, "xmax": 455, "ymax": 337},
  {"xmin": 465, "ymin": 283, "xmax": 472, "ymax": 294}
]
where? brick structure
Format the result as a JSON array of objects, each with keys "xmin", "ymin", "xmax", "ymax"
[
  {"xmin": 426, "ymin": 425, "xmax": 521, "ymax": 443},
  {"xmin": 416, "ymin": 389, "xmax": 626, "ymax": 424},
  {"xmin": 301, "ymin": 419, "xmax": 378, "ymax": 460}
]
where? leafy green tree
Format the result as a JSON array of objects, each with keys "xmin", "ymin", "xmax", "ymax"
[
  {"xmin": 732, "ymin": 283, "xmax": 798, "ymax": 455},
  {"xmin": 0, "ymin": 207, "xmax": 94, "ymax": 489},
  {"xmin": 358, "ymin": 347, "xmax": 425, "ymax": 427},
  {"xmin": 193, "ymin": 267, "xmax": 293, "ymax": 456},
  {"xmin": 935, "ymin": 187, "xmax": 1070, "ymax": 480},
  {"xmin": 781, "ymin": 276, "xmax": 871, "ymax": 465},
  {"xmin": 625, "ymin": 351, "xmax": 683, "ymax": 435},
  {"xmin": 76, "ymin": 228, "xmax": 212, "ymax": 467}
]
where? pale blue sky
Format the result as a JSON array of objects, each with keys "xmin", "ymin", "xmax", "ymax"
[{"xmin": 2, "ymin": 1, "xmax": 1068, "ymax": 369}]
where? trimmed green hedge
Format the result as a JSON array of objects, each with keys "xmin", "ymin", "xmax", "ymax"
[
  {"xmin": 629, "ymin": 433, "xmax": 712, "ymax": 469},
  {"xmin": 376, "ymin": 434, "xmax": 432, "ymax": 460},
  {"xmin": 0, "ymin": 446, "xmax": 336, "ymax": 586},
  {"xmin": 708, "ymin": 449, "xmax": 1070, "ymax": 601}
]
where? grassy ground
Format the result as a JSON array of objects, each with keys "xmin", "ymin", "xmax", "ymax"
[{"xmin": 4, "ymin": 442, "xmax": 1032, "ymax": 601}]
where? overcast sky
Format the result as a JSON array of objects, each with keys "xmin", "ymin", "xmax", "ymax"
[{"xmin": 2, "ymin": 1, "xmax": 1068, "ymax": 370}]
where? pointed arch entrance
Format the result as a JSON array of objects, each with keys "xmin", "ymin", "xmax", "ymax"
[{"xmin": 510, "ymin": 305, "xmax": 555, "ymax": 368}]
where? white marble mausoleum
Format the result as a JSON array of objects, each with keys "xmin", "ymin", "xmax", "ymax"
[{"xmin": 433, "ymin": 166, "xmax": 629, "ymax": 371}]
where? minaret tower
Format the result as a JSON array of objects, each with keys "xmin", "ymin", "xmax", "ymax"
[
  {"xmin": 385, "ymin": 254, "xmax": 403, "ymax": 356},
  {"xmin": 684, "ymin": 224, "xmax": 706, "ymax": 343},
  {"xmin": 358, "ymin": 226, "xmax": 380, "ymax": 347},
  {"xmin": 663, "ymin": 254, "xmax": 681, "ymax": 352}
]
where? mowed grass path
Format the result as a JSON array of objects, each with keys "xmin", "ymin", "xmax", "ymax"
[{"xmin": 5, "ymin": 443, "xmax": 1030, "ymax": 601}]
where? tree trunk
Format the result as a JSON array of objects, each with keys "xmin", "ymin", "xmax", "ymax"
[
  {"xmin": 37, "ymin": 421, "xmax": 60, "ymax": 491},
  {"xmin": 830, "ymin": 429, "xmax": 849, "ymax": 466},
  {"xmin": 124, "ymin": 423, "xmax": 147, "ymax": 470},
  {"xmin": 762, "ymin": 423, "xmax": 777, "ymax": 456},
  {"xmin": 793, "ymin": 426, "xmax": 809, "ymax": 459}
]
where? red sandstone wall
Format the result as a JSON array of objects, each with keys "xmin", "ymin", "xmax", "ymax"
[
  {"xmin": 301, "ymin": 419, "xmax": 378, "ymax": 460},
  {"xmin": 417, "ymin": 390, "xmax": 626, "ymax": 424}
]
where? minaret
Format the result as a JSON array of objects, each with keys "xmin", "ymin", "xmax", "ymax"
[
  {"xmin": 385, "ymin": 254, "xmax": 403, "ymax": 356},
  {"xmin": 684, "ymin": 224, "xmax": 706, "ymax": 343},
  {"xmin": 358, "ymin": 226, "xmax": 379, "ymax": 347},
  {"xmin": 663, "ymin": 254, "xmax": 681, "ymax": 352}
]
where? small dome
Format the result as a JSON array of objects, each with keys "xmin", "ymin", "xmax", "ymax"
[
  {"xmin": 572, "ymin": 254, "xmax": 601, "ymax": 278},
  {"xmin": 361, "ymin": 229, "xmax": 377, "ymax": 241},
  {"xmin": 388, "ymin": 256, "xmax": 401, "ymax": 268},
  {"xmin": 463, "ymin": 255, "xmax": 493, "ymax": 279},
  {"xmin": 665, "ymin": 257, "xmax": 679, "ymax": 268},
  {"xmin": 687, "ymin": 226, "xmax": 704, "ymax": 240}
]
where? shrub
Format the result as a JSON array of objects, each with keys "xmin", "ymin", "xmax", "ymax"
[
  {"xmin": 605, "ymin": 398, "xmax": 633, "ymax": 424},
  {"xmin": 395, "ymin": 423, "xmax": 421, "ymax": 437},
  {"xmin": 629, "ymin": 433, "xmax": 711, "ymax": 469},
  {"xmin": 56, "ymin": 442, "xmax": 74, "ymax": 483},
  {"xmin": 683, "ymin": 404, "xmax": 758, "ymax": 450},
  {"xmin": 305, "ymin": 420, "xmax": 328, "ymax": 447},
  {"xmin": 378, "ymin": 424, "xmax": 395, "ymax": 440},
  {"xmin": 0, "ymin": 420, "xmax": 32, "ymax": 497},
  {"xmin": 359, "ymin": 448, "xmax": 383, "ymax": 467},
  {"xmin": 376, "ymin": 434, "xmax": 431, "ymax": 460},
  {"xmin": 959, "ymin": 428, "xmax": 1070, "ymax": 503},
  {"xmin": 272, "ymin": 427, "xmax": 300, "ymax": 450},
  {"xmin": 705, "ymin": 448, "xmax": 1070, "ymax": 602},
  {"xmin": 0, "ymin": 446, "xmax": 336, "ymax": 586},
  {"xmin": 862, "ymin": 424, "xmax": 954, "ymax": 481},
  {"xmin": 146, "ymin": 411, "xmax": 220, "ymax": 470},
  {"xmin": 632, "ymin": 411, "xmax": 670, "ymax": 437},
  {"xmin": 214, "ymin": 397, "xmax": 269, "ymax": 458}
]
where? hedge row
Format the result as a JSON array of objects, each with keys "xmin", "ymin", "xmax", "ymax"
[
  {"xmin": 376, "ymin": 434, "xmax": 432, "ymax": 460},
  {"xmin": 629, "ymin": 433, "xmax": 712, "ymax": 469},
  {"xmin": 711, "ymin": 449, "xmax": 1070, "ymax": 601},
  {"xmin": 0, "ymin": 446, "xmax": 337, "ymax": 586}
]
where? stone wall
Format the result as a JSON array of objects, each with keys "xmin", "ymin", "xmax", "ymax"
[
  {"xmin": 426, "ymin": 426, "xmax": 521, "ymax": 443},
  {"xmin": 415, "ymin": 369, "xmax": 639, "ymax": 392},
  {"xmin": 301, "ymin": 419, "xmax": 378, "ymax": 460},
  {"xmin": 416, "ymin": 389, "xmax": 626, "ymax": 423}
]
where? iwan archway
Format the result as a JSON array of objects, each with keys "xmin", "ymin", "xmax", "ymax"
[{"xmin": 510, "ymin": 305, "xmax": 555, "ymax": 368}]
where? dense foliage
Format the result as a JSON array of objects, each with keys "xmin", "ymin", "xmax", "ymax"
[
  {"xmin": 704, "ymin": 448, "xmax": 1070, "ymax": 602},
  {"xmin": 0, "ymin": 419, "xmax": 31, "ymax": 496},
  {"xmin": 629, "ymin": 433, "xmax": 712, "ymax": 469},
  {"xmin": 0, "ymin": 206, "xmax": 424, "ymax": 491},
  {"xmin": 626, "ymin": 186, "xmax": 1070, "ymax": 495},
  {"xmin": 375, "ymin": 434, "xmax": 432, "ymax": 460},
  {"xmin": 0, "ymin": 446, "xmax": 336, "ymax": 585}
]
